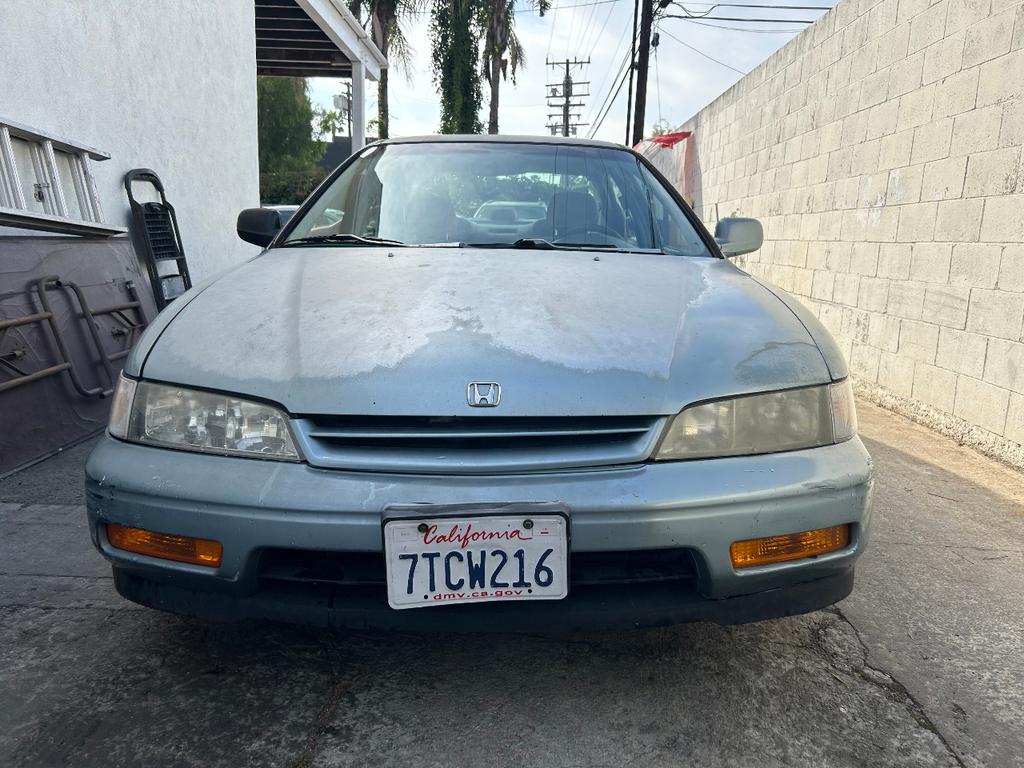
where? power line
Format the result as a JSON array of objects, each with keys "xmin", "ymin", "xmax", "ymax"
[
  {"xmin": 571, "ymin": 0, "xmax": 602, "ymax": 60},
  {"xmin": 564, "ymin": 0, "xmax": 580, "ymax": 55},
  {"xmin": 588, "ymin": 20, "xmax": 640, "ymax": 140},
  {"xmin": 657, "ymin": 26, "xmax": 748, "ymax": 74},
  {"xmin": 592, "ymin": 0, "xmax": 816, "ymax": 142},
  {"xmin": 681, "ymin": 17, "xmax": 808, "ymax": 30},
  {"xmin": 586, "ymin": 49, "xmax": 630, "ymax": 134},
  {"xmin": 581, "ymin": 0, "xmax": 617, "ymax": 57},
  {"xmin": 545, "ymin": 5, "xmax": 559, "ymax": 59},
  {"xmin": 663, "ymin": 11, "xmax": 815, "ymax": 21},
  {"xmin": 587, "ymin": 3, "xmax": 650, "ymax": 138},
  {"xmin": 581, "ymin": 17, "xmax": 632, "ymax": 127},
  {"xmin": 589, "ymin": 60, "xmax": 632, "ymax": 137},
  {"xmin": 578, "ymin": 0, "xmax": 619, "ymax": 65},
  {"xmin": 588, "ymin": 49, "xmax": 631, "ymax": 128},
  {"xmin": 654, "ymin": 38, "xmax": 663, "ymax": 125},
  {"xmin": 522, "ymin": 0, "xmax": 621, "ymax": 12},
  {"xmin": 546, "ymin": 0, "xmax": 619, "ymax": 117},
  {"xmin": 418, "ymin": 0, "xmax": 624, "ymax": 13},
  {"xmin": 671, "ymin": 1, "xmax": 830, "ymax": 8}
]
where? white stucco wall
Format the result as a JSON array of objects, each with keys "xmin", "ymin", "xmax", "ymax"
[
  {"xmin": 0, "ymin": 0, "xmax": 260, "ymax": 277},
  {"xmin": 652, "ymin": 0, "xmax": 1024, "ymax": 468}
]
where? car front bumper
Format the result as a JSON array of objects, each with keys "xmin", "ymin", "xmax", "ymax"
[{"xmin": 85, "ymin": 434, "xmax": 874, "ymax": 631}]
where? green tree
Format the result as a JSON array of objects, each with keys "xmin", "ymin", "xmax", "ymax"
[
  {"xmin": 650, "ymin": 119, "xmax": 672, "ymax": 137},
  {"xmin": 431, "ymin": 0, "xmax": 484, "ymax": 134},
  {"xmin": 348, "ymin": 0, "xmax": 421, "ymax": 139},
  {"xmin": 257, "ymin": 77, "xmax": 322, "ymax": 173},
  {"xmin": 257, "ymin": 77, "xmax": 326, "ymax": 202},
  {"xmin": 370, "ymin": 0, "xmax": 420, "ymax": 139},
  {"xmin": 481, "ymin": 0, "xmax": 548, "ymax": 134}
]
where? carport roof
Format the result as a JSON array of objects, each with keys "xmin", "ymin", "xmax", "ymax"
[{"xmin": 255, "ymin": 0, "xmax": 386, "ymax": 80}]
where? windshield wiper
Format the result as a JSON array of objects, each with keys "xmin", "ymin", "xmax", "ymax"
[
  {"xmin": 471, "ymin": 239, "xmax": 662, "ymax": 254},
  {"xmin": 283, "ymin": 233, "xmax": 405, "ymax": 247},
  {"xmin": 511, "ymin": 238, "xmax": 562, "ymax": 249},
  {"xmin": 466, "ymin": 238, "xmax": 577, "ymax": 250}
]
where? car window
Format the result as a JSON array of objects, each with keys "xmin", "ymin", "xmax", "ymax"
[
  {"xmin": 285, "ymin": 142, "xmax": 711, "ymax": 256},
  {"xmin": 639, "ymin": 164, "xmax": 708, "ymax": 257}
]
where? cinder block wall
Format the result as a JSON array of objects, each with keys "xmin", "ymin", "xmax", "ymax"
[{"xmin": 653, "ymin": 0, "xmax": 1024, "ymax": 468}]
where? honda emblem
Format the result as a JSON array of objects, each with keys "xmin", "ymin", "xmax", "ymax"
[{"xmin": 467, "ymin": 382, "xmax": 501, "ymax": 407}]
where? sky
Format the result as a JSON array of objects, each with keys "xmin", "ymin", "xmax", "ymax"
[{"xmin": 308, "ymin": 0, "xmax": 837, "ymax": 144}]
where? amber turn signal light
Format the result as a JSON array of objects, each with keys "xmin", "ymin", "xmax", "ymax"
[
  {"xmin": 106, "ymin": 523, "xmax": 223, "ymax": 567},
  {"xmin": 730, "ymin": 524, "xmax": 850, "ymax": 569}
]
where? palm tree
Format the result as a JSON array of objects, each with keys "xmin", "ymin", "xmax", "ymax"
[
  {"xmin": 352, "ymin": 0, "xmax": 420, "ymax": 139},
  {"xmin": 482, "ymin": 0, "xmax": 549, "ymax": 134}
]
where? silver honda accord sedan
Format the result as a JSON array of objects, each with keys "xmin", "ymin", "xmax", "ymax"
[{"xmin": 86, "ymin": 135, "xmax": 873, "ymax": 631}]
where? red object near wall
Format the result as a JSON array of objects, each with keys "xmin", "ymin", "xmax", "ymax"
[
  {"xmin": 633, "ymin": 131, "xmax": 692, "ymax": 151},
  {"xmin": 649, "ymin": 131, "xmax": 692, "ymax": 149}
]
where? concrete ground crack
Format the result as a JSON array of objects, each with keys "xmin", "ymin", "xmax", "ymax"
[
  {"xmin": 288, "ymin": 642, "xmax": 349, "ymax": 768},
  {"xmin": 826, "ymin": 607, "xmax": 967, "ymax": 768},
  {"xmin": 288, "ymin": 679, "xmax": 347, "ymax": 768}
]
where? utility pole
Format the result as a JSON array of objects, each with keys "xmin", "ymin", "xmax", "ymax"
[
  {"xmin": 631, "ymin": 0, "xmax": 655, "ymax": 146},
  {"xmin": 344, "ymin": 82, "xmax": 352, "ymax": 138},
  {"xmin": 562, "ymin": 62, "xmax": 572, "ymax": 136},
  {"xmin": 625, "ymin": 0, "xmax": 640, "ymax": 145},
  {"xmin": 545, "ymin": 59, "xmax": 590, "ymax": 137},
  {"xmin": 333, "ymin": 83, "xmax": 353, "ymax": 137}
]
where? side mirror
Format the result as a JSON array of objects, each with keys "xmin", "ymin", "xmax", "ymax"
[
  {"xmin": 237, "ymin": 207, "xmax": 284, "ymax": 247},
  {"xmin": 714, "ymin": 217, "xmax": 763, "ymax": 258}
]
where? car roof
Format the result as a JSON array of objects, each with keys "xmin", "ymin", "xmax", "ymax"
[{"xmin": 372, "ymin": 134, "xmax": 630, "ymax": 152}]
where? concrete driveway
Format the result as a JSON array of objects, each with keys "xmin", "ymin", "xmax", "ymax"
[{"xmin": 1, "ymin": 402, "xmax": 1021, "ymax": 768}]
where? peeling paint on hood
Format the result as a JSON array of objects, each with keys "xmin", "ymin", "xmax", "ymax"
[{"xmin": 139, "ymin": 247, "xmax": 832, "ymax": 416}]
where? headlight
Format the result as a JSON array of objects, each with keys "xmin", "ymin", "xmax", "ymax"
[
  {"xmin": 108, "ymin": 375, "xmax": 300, "ymax": 461},
  {"xmin": 655, "ymin": 381, "xmax": 857, "ymax": 461}
]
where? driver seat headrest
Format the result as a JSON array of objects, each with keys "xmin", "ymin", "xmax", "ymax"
[{"xmin": 541, "ymin": 190, "xmax": 599, "ymax": 238}]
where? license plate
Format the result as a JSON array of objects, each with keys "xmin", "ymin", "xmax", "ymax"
[{"xmin": 384, "ymin": 514, "xmax": 568, "ymax": 609}]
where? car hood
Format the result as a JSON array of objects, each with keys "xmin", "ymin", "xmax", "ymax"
[{"xmin": 138, "ymin": 247, "xmax": 832, "ymax": 416}]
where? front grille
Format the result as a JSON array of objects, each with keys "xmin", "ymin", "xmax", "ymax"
[
  {"xmin": 258, "ymin": 548, "xmax": 697, "ymax": 590},
  {"xmin": 292, "ymin": 415, "xmax": 666, "ymax": 474},
  {"xmin": 569, "ymin": 549, "xmax": 697, "ymax": 586},
  {"xmin": 260, "ymin": 550, "xmax": 386, "ymax": 587}
]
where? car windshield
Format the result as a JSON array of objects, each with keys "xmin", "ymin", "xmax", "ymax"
[{"xmin": 282, "ymin": 141, "xmax": 711, "ymax": 256}]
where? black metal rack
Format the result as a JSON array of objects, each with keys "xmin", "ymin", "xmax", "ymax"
[{"xmin": 124, "ymin": 168, "xmax": 192, "ymax": 311}]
